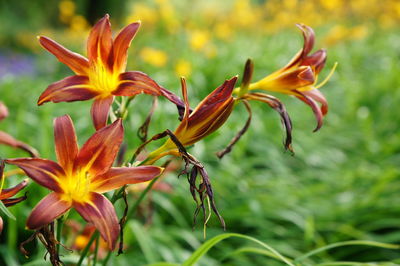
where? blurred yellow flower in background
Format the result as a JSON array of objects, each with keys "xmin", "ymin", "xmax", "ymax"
[
  {"xmin": 189, "ymin": 30, "xmax": 210, "ymax": 52},
  {"xmin": 175, "ymin": 60, "xmax": 192, "ymax": 78},
  {"xmin": 140, "ymin": 47, "xmax": 168, "ymax": 67}
]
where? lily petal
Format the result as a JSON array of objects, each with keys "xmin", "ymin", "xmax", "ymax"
[
  {"xmin": 75, "ymin": 119, "xmax": 123, "ymax": 176},
  {"xmin": 26, "ymin": 192, "xmax": 71, "ymax": 229},
  {"xmin": 0, "ymin": 131, "xmax": 39, "ymax": 157},
  {"xmin": 114, "ymin": 71, "xmax": 164, "ymax": 97},
  {"xmin": 301, "ymin": 49, "xmax": 327, "ymax": 75},
  {"xmin": 302, "ymin": 88, "xmax": 328, "ymax": 115},
  {"xmin": 0, "ymin": 102, "xmax": 8, "ymax": 121},
  {"xmin": 38, "ymin": 36, "xmax": 89, "ymax": 75},
  {"xmin": 90, "ymin": 96, "xmax": 114, "ymax": 130},
  {"xmin": 109, "ymin": 22, "xmax": 140, "ymax": 72},
  {"xmin": 5, "ymin": 158, "xmax": 64, "ymax": 192},
  {"xmin": 87, "ymin": 14, "xmax": 112, "ymax": 66},
  {"xmin": 0, "ymin": 179, "xmax": 28, "ymax": 200},
  {"xmin": 2, "ymin": 195, "xmax": 27, "ymax": 207},
  {"xmin": 294, "ymin": 90, "xmax": 324, "ymax": 132},
  {"xmin": 73, "ymin": 192, "xmax": 119, "ymax": 250},
  {"xmin": 38, "ymin": 75, "xmax": 99, "ymax": 105},
  {"xmin": 54, "ymin": 115, "xmax": 79, "ymax": 173},
  {"xmin": 91, "ymin": 166, "xmax": 164, "ymax": 193}
]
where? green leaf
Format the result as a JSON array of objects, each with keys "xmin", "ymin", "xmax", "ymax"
[
  {"xmin": 294, "ymin": 240, "xmax": 400, "ymax": 263},
  {"xmin": 146, "ymin": 263, "xmax": 181, "ymax": 266},
  {"xmin": 182, "ymin": 233, "xmax": 294, "ymax": 266},
  {"xmin": 0, "ymin": 200, "xmax": 15, "ymax": 220}
]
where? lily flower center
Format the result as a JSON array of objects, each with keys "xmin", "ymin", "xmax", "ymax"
[
  {"xmin": 89, "ymin": 62, "xmax": 119, "ymax": 94},
  {"xmin": 60, "ymin": 170, "xmax": 91, "ymax": 203}
]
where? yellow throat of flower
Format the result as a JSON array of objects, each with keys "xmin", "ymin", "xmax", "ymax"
[
  {"xmin": 60, "ymin": 170, "xmax": 91, "ymax": 203},
  {"xmin": 89, "ymin": 61, "xmax": 119, "ymax": 95}
]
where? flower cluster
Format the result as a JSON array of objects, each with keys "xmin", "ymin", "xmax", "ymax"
[{"xmin": 0, "ymin": 14, "xmax": 334, "ymax": 264}]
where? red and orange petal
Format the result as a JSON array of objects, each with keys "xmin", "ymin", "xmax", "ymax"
[
  {"xmin": 91, "ymin": 166, "xmax": 164, "ymax": 193},
  {"xmin": 74, "ymin": 119, "xmax": 123, "ymax": 176},
  {"xmin": 73, "ymin": 192, "xmax": 119, "ymax": 250},
  {"xmin": 87, "ymin": 14, "xmax": 113, "ymax": 66},
  {"xmin": 0, "ymin": 131, "xmax": 39, "ymax": 157},
  {"xmin": 54, "ymin": 115, "xmax": 79, "ymax": 173},
  {"xmin": 114, "ymin": 71, "xmax": 164, "ymax": 97},
  {"xmin": 37, "ymin": 75, "xmax": 98, "ymax": 105},
  {"xmin": 294, "ymin": 89, "xmax": 326, "ymax": 132},
  {"xmin": 90, "ymin": 96, "xmax": 114, "ymax": 130},
  {"xmin": 38, "ymin": 36, "xmax": 89, "ymax": 75},
  {"xmin": 5, "ymin": 158, "xmax": 63, "ymax": 193},
  {"xmin": 0, "ymin": 179, "xmax": 28, "ymax": 200},
  {"xmin": 27, "ymin": 192, "xmax": 71, "ymax": 229},
  {"xmin": 0, "ymin": 102, "xmax": 8, "ymax": 121},
  {"xmin": 108, "ymin": 22, "xmax": 140, "ymax": 73}
]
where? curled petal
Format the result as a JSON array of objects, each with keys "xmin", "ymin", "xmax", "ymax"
[
  {"xmin": 301, "ymin": 49, "xmax": 327, "ymax": 75},
  {"xmin": 27, "ymin": 192, "xmax": 71, "ymax": 229},
  {"xmin": 87, "ymin": 14, "xmax": 112, "ymax": 66},
  {"xmin": 38, "ymin": 75, "xmax": 98, "ymax": 105},
  {"xmin": 38, "ymin": 36, "xmax": 89, "ymax": 75},
  {"xmin": 5, "ymin": 158, "xmax": 64, "ymax": 192},
  {"xmin": 302, "ymin": 88, "xmax": 328, "ymax": 115},
  {"xmin": 0, "ymin": 131, "xmax": 39, "ymax": 157},
  {"xmin": 91, "ymin": 166, "xmax": 164, "ymax": 193},
  {"xmin": 114, "ymin": 71, "xmax": 163, "ymax": 97},
  {"xmin": 0, "ymin": 102, "xmax": 8, "ymax": 121},
  {"xmin": 90, "ymin": 96, "xmax": 114, "ymax": 130},
  {"xmin": 280, "ymin": 24, "xmax": 316, "ymax": 71},
  {"xmin": 244, "ymin": 93, "xmax": 293, "ymax": 152},
  {"xmin": 109, "ymin": 22, "xmax": 140, "ymax": 72},
  {"xmin": 54, "ymin": 115, "xmax": 78, "ymax": 173},
  {"xmin": 75, "ymin": 119, "xmax": 123, "ymax": 176},
  {"xmin": 294, "ymin": 90, "xmax": 324, "ymax": 132},
  {"xmin": 3, "ymin": 195, "xmax": 27, "ymax": 207},
  {"xmin": 73, "ymin": 192, "xmax": 119, "ymax": 250},
  {"xmin": 0, "ymin": 179, "xmax": 28, "ymax": 200}
]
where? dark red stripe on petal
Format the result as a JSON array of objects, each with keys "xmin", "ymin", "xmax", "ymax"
[
  {"xmin": 0, "ymin": 179, "xmax": 28, "ymax": 200},
  {"xmin": 92, "ymin": 166, "xmax": 163, "ymax": 193},
  {"xmin": 109, "ymin": 22, "xmax": 140, "ymax": 72},
  {"xmin": 27, "ymin": 192, "xmax": 71, "ymax": 229},
  {"xmin": 38, "ymin": 36, "xmax": 89, "ymax": 75},
  {"xmin": 38, "ymin": 75, "xmax": 98, "ymax": 105},
  {"xmin": 90, "ymin": 96, "xmax": 114, "ymax": 130},
  {"xmin": 114, "ymin": 71, "xmax": 162, "ymax": 96},
  {"xmin": 5, "ymin": 158, "xmax": 64, "ymax": 192},
  {"xmin": 73, "ymin": 192, "xmax": 119, "ymax": 250},
  {"xmin": 75, "ymin": 119, "xmax": 123, "ymax": 176},
  {"xmin": 87, "ymin": 14, "xmax": 112, "ymax": 66},
  {"xmin": 294, "ymin": 90, "xmax": 324, "ymax": 132},
  {"xmin": 54, "ymin": 115, "xmax": 79, "ymax": 173}
]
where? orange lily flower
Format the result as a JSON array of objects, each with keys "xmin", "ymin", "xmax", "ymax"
[
  {"xmin": 0, "ymin": 102, "xmax": 38, "ymax": 157},
  {"xmin": 37, "ymin": 14, "xmax": 183, "ymax": 130},
  {"xmin": 6, "ymin": 115, "xmax": 163, "ymax": 249},
  {"xmin": 0, "ymin": 160, "xmax": 28, "ymax": 234},
  {"xmin": 240, "ymin": 24, "xmax": 336, "ymax": 131},
  {"xmin": 147, "ymin": 76, "xmax": 237, "ymax": 162}
]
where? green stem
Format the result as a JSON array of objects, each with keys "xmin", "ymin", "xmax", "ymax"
[
  {"xmin": 77, "ymin": 231, "xmax": 99, "ymax": 266},
  {"xmin": 101, "ymin": 175, "xmax": 160, "ymax": 265},
  {"xmin": 93, "ymin": 236, "xmax": 100, "ymax": 266},
  {"xmin": 56, "ymin": 218, "xmax": 63, "ymax": 254}
]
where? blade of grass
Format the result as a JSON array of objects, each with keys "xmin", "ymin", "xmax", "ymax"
[
  {"xmin": 295, "ymin": 240, "xmax": 400, "ymax": 263},
  {"xmin": 181, "ymin": 233, "xmax": 294, "ymax": 266}
]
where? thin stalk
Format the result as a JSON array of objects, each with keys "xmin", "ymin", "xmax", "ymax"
[
  {"xmin": 93, "ymin": 236, "xmax": 100, "ymax": 266},
  {"xmin": 77, "ymin": 231, "xmax": 99, "ymax": 266},
  {"xmin": 101, "ymin": 175, "xmax": 161, "ymax": 265}
]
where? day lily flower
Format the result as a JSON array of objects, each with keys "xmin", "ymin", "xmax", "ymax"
[
  {"xmin": 147, "ymin": 76, "xmax": 237, "ymax": 162},
  {"xmin": 6, "ymin": 115, "xmax": 163, "ymax": 249},
  {"xmin": 37, "ymin": 14, "xmax": 183, "ymax": 130},
  {"xmin": 0, "ymin": 102, "xmax": 38, "ymax": 157},
  {"xmin": 237, "ymin": 24, "xmax": 336, "ymax": 131},
  {"xmin": 0, "ymin": 160, "xmax": 28, "ymax": 234}
]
